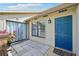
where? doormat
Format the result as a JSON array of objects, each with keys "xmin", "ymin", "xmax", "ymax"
[{"xmin": 53, "ymin": 48, "xmax": 76, "ymax": 56}]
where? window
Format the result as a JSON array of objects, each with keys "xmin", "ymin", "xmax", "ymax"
[
  {"xmin": 32, "ymin": 21, "xmax": 46, "ymax": 38},
  {"xmin": 32, "ymin": 23, "xmax": 38, "ymax": 36},
  {"xmin": 38, "ymin": 22, "xmax": 45, "ymax": 37}
]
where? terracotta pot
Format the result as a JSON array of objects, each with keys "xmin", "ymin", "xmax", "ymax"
[{"xmin": 0, "ymin": 40, "xmax": 7, "ymax": 47}]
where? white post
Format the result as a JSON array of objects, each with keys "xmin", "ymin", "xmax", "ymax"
[{"xmin": 76, "ymin": 4, "xmax": 79, "ymax": 56}]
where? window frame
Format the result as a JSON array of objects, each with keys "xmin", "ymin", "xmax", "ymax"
[
  {"xmin": 32, "ymin": 21, "xmax": 46, "ymax": 38},
  {"xmin": 32, "ymin": 23, "xmax": 38, "ymax": 36}
]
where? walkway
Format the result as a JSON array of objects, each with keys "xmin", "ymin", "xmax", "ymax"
[{"xmin": 8, "ymin": 40, "xmax": 58, "ymax": 56}]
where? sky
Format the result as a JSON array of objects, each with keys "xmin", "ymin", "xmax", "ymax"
[{"xmin": 0, "ymin": 3, "xmax": 61, "ymax": 12}]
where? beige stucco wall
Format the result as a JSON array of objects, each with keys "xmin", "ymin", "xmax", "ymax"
[
  {"xmin": 0, "ymin": 20, "xmax": 6, "ymax": 31},
  {"xmin": 29, "ymin": 5, "xmax": 77, "ymax": 53}
]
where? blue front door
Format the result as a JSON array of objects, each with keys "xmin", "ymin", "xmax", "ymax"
[{"xmin": 55, "ymin": 15, "xmax": 72, "ymax": 51}]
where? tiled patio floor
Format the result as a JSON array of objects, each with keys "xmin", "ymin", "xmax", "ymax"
[{"xmin": 9, "ymin": 40, "xmax": 58, "ymax": 56}]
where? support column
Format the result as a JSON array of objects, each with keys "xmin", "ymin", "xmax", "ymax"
[{"xmin": 76, "ymin": 4, "xmax": 79, "ymax": 56}]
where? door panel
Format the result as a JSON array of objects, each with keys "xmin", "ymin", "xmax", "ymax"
[
  {"xmin": 18, "ymin": 23, "xmax": 23, "ymax": 40},
  {"xmin": 23, "ymin": 24, "xmax": 27, "ymax": 40},
  {"xmin": 55, "ymin": 15, "xmax": 72, "ymax": 51}
]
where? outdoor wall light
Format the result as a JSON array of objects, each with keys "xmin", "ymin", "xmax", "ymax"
[{"xmin": 48, "ymin": 18, "xmax": 51, "ymax": 24}]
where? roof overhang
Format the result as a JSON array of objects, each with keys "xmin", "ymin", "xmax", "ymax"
[
  {"xmin": 25, "ymin": 3, "xmax": 77, "ymax": 21},
  {"xmin": 0, "ymin": 12, "xmax": 41, "ymax": 14}
]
